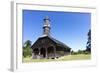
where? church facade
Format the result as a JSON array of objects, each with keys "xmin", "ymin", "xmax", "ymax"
[{"xmin": 31, "ymin": 16, "xmax": 71, "ymax": 59}]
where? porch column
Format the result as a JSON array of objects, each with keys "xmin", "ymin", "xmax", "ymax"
[
  {"xmin": 45, "ymin": 47, "xmax": 48, "ymax": 58},
  {"xmin": 53, "ymin": 46, "xmax": 56, "ymax": 58},
  {"xmin": 38, "ymin": 48, "xmax": 41, "ymax": 59},
  {"xmin": 39, "ymin": 48, "xmax": 40, "ymax": 55},
  {"xmin": 32, "ymin": 48, "xmax": 34, "ymax": 58}
]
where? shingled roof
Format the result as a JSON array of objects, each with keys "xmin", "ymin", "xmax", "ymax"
[{"xmin": 38, "ymin": 35, "xmax": 71, "ymax": 49}]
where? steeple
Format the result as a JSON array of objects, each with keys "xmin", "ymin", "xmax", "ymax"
[{"xmin": 43, "ymin": 16, "xmax": 51, "ymax": 35}]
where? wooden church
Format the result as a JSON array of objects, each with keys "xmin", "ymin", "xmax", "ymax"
[{"xmin": 31, "ymin": 16, "xmax": 71, "ymax": 59}]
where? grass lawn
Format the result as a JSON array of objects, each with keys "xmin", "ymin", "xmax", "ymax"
[{"xmin": 23, "ymin": 54, "xmax": 91, "ymax": 63}]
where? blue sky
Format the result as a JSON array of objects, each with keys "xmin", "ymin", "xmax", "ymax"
[{"xmin": 23, "ymin": 10, "xmax": 91, "ymax": 51}]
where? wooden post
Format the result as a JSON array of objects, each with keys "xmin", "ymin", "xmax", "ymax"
[
  {"xmin": 53, "ymin": 46, "xmax": 56, "ymax": 58},
  {"xmin": 39, "ymin": 48, "xmax": 40, "ymax": 55},
  {"xmin": 38, "ymin": 48, "xmax": 41, "ymax": 59},
  {"xmin": 45, "ymin": 47, "xmax": 48, "ymax": 58}
]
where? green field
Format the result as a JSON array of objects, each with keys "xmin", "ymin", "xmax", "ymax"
[{"xmin": 23, "ymin": 54, "xmax": 91, "ymax": 63}]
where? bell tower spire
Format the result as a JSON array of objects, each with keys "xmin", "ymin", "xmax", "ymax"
[{"xmin": 43, "ymin": 16, "xmax": 51, "ymax": 35}]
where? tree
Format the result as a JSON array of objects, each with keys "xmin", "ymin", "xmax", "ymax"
[
  {"xmin": 23, "ymin": 40, "xmax": 32, "ymax": 57},
  {"xmin": 86, "ymin": 30, "xmax": 91, "ymax": 53},
  {"xmin": 24, "ymin": 40, "xmax": 31, "ymax": 48},
  {"xmin": 77, "ymin": 50, "xmax": 83, "ymax": 54}
]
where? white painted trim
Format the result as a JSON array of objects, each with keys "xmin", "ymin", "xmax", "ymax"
[{"xmin": 11, "ymin": 1, "xmax": 97, "ymax": 72}]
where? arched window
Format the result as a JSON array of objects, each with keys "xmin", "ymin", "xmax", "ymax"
[
  {"xmin": 47, "ymin": 46, "xmax": 54, "ymax": 54},
  {"xmin": 40, "ymin": 48, "xmax": 46, "ymax": 58},
  {"xmin": 33, "ymin": 48, "xmax": 39, "ymax": 55}
]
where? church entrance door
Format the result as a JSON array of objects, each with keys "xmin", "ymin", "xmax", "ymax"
[{"xmin": 40, "ymin": 48, "xmax": 46, "ymax": 58}]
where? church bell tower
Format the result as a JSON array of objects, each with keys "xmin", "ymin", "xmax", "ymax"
[{"xmin": 43, "ymin": 16, "xmax": 51, "ymax": 35}]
